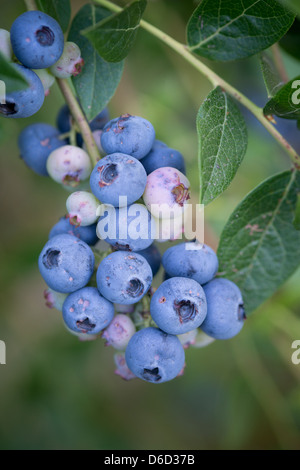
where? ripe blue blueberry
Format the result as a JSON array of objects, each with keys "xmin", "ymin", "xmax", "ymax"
[
  {"xmin": 125, "ymin": 327, "xmax": 185, "ymax": 383},
  {"xmin": 10, "ymin": 11, "xmax": 64, "ymax": 69},
  {"xmin": 201, "ymin": 278, "xmax": 246, "ymax": 340},
  {"xmin": 62, "ymin": 287, "xmax": 114, "ymax": 335},
  {"xmin": 47, "ymin": 145, "xmax": 92, "ymax": 188},
  {"xmin": 0, "ymin": 64, "xmax": 44, "ymax": 118},
  {"xmin": 18, "ymin": 123, "xmax": 67, "ymax": 176},
  {"xmin": 49, "ymin": 216, "xmax": 98, "ymax": 246},
  {"xmin": 138, "ymin": 244, "xmax": 161, "ymax": 276},
  {"xmin": 90, "ymin": 153, "xmax": 147, "ymax": 207},
  {"xmin": 162, "ymin": 242, "xmax": 219, "ymax": 285},
  {"xmin": 96, "ymin": 203, "xmax": 155, "ymax": 251},
  {"xmin": 38, "ymin": 234, "xmax": 95, "ymax": 293},
  {"xmin": 140, "ymin": 140, "xmax": 186, "ymax": 175},
  {"xmin": 143, "ymin": 167, "xmax": 190, "ymax": 219},
  {"xmin": 150, "ymin": 277, "xmax": 207, "ymax": 335},
  {"xmin": 97, "ymin": 251, "xmax": 153, "ymax": 305},
  {"xmin": 101, "ymin": 114, "xmax": 155, "ymax": 160},
  {"xmin": 102, "ymin": 314, "xmax": 136, "ymax": 350}
]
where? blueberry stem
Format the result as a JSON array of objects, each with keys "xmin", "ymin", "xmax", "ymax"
[
  {"xmin": 94, "ymin": 0, "xmax": 300, "ymax": 170},
  {"xmin": 24, "ymin": 0, "xmax": 101, "ymax": 168},
  {"xmin": 56, "ymin": 79, "xmax": 100, "ymax": 166}
]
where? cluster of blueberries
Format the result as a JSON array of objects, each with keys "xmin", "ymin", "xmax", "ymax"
[
  {"xmin": 0, "ymin": 10, "xmax": 83, "ymax": 119},
  {"xmin": 1, "ymin": 10, "xmax": 246, "ymax": 384}
]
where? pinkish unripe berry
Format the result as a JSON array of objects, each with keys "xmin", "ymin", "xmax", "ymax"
[
  {"xmin": 47, "ymin": 145, "xmax": 92, "ymax": 188},
  {"xmin": 50, "ymin": 41, "xmax": 84, "ymax": 78},
  {"xmin": 66, "ymin": 191, "xmax": 100, "ymax": 227},
  {"xmin": 102, "ymin": 314, "xmax": 136, "ymax": 350}
]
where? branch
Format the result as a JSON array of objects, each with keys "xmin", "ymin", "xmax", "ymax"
[
  {"xmin": 24, "ymin": 0, "xmax": 101, "ymax": 167},
  {"xmin": 94, "ymin": 0, "xmax": 300, "ymax": 170}
]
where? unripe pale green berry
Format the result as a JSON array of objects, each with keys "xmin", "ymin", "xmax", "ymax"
[
  {"xmin": 50, "ymin": 41, "xmax": 84, "ymax": 78},
  {"xmin": 35, "ymin": 69, "xmax": 55, "ymax": 96},
  {"xmin": 47, "ymin": 145, "xmax": 92, "ymax": 188},
  {"xmin": 66, "ymin": 191, "xmax": 100, "ymax": 226}
]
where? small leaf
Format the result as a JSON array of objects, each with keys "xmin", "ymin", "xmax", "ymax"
[
  {"xmin": 68, "ymin": 4, "xmax": 124, "ymax": 121},
  {"xmin": 293, "ymin": 194, "xmax": 300, "ymax": 229},
  {"xmin": 263, "ymin": 76, "xmax": 300, "ymax": 120},
  {"xmin": 0, "ymin": 52, "xmax": 29, "ymax": 94},
  {"xmin": 187, "ymin": 0, "xmax": 295, "ymax": 61},
  {"xmin": 217, "ymin": 170, "xmax": 300, "ymax": 314},
  {"xmin": 196, "ymin": 87, "xmax": 248, "ymax": 205},
  {"xmin": 279, "ymin": 17, "xmax": 300, "ymax": 61},
  {"xmin": 82, "ymin": 0, "xmax": 147, "ymax": 62},
  {"xmin": 260, "ymin": 51, "xmax": 284, "ymax": 98},
  {"xmin": 36, "ymin": 0, "xmax": 71, "ymax": 33}
]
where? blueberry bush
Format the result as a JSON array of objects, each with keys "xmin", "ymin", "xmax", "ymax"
[
  {"xmin": 0, "ymin": 0, "xmax": 300, "ymax": 383},
  {"xmin": 0, "ymin": 0, "xmax": 299, "ymax": 392}
]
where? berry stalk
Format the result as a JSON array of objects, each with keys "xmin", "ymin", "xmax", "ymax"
[
  {"xmin": 94, "ymin": 0, "xmax": 300, "ymax": 170},
  {"xmin": 24, "ymin": 0, "xmax": 101, "ymax": 168}
]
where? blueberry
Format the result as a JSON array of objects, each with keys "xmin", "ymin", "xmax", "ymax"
[
  {"xmin": 44, "ymin": 287, "xmax": 68, "ymax": 310},
  {"xmin": 62, "ymin": 286, "xmax": 114, "ymax": 335},
  {"xmin": 201, "ymin": 278, "xmax": 246, "ymax": 340},
  {"xmin": 153, "ymin": 214, "xmax": 183, "ymax": 242},
  {"xmin": 50, "ymin": 41, "xmax": 84, "ymax": 78},
  {"xmin": 125, "ymin": 327, "xmax": 185, "ymax": 383},
  {"xmin": 90, "ymin": 153, "xmax": 147, "ymax": 207},
  {"xmin": 162, "ymin": 242, "xmax": 219, "ymax": 285},
  {"xmin": 0, "ymin": 64, "xmax": 44, "ymax": 119},
  {"xmin": 143, "ymin": 167, "xmax": 191, "ymax": 219},
  {"xmin": 150, "ymin": 277, "xmax": 207, "ymax": 335},
  {"xmin": 38, "ymin": 234, "xmax": 95, "ymax": 293},
  {"xmin": 0, "ymin": 29, "xmax": 13, "ymax": 60},
  {"xmin": 97, "ymin": 251, "xmax": 153, "ymax": 304},
  {"xmin": 177, "ymin": 329, "xmax": 198, "ymax": 349},
  {"xmin": 66, "ymin": 191, "xmax": 100, "ymax": 226},
  {"xmin": 138, "ymin": 244, "xmax": 161, "ymax": 276},
  {"xmin": 47, "ymin": 145, "xmax": 92, "ymax": 187},
  {"xmin": 114, "ymin": 352, "xmax": 136, "ymax": 380},
  {"xmin": 102, "ymin": 314, "xmax": 136, "ymax": 350},
  {"xmin": 35, "ymin": 69, "xmax": 55, "ymax": 96},
  {"xmin": 10, "ymin": 11, "xmax": 64, "ymax": 69},
  {"xmin": 49, "ymin": 216, "xmax": 98, "ymax": 246},
  {"xmin": 18, "ymin": 123, "xmax": 67, "ymax": 176},
  {"xmin": 101, "ymin": 114, "xmax": 155, "ymax": 160},
  {"xmin": 96, "ymin": 203, "xmax": 155, "ymax": 251},
  {"xmin": 140, "ymin": 140, "xmax": 186, "ymax": 175}
]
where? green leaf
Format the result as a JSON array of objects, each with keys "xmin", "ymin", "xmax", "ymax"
[
  {"xmin": 36, "ymin": 0, "xmax": 71, "ymax": 33},
  {"xmin": 278, "ymin": 0, "xmax": 300, "ymax": 16},
  {"xmin": 187, "ymin": 0, "xmax": 295, "ymax": 61},
  {"xmin": 196, "ymin": 87, "xmax": 248, "ymax": 205},
  {"xmin": 0, "ymin": 52, "xmax": 28, "ymax": 94},
  {"xmin": 260, "ymin": 51, "xmax": 284, "ymax": 98},
  {"xmin": 68, "ymin": 4, "xmax": 124, "ymax": 121},
  {"xmin": 293, "ymin": 194, "xmax": 300, "ymax": 229},
  {"xmin": 263, "ymin": 75, "xmax": 300, "ymax": 120},
  {"xmin": 217, "ymin": 170, "xmax": 300, "ymax": 314},
  {"xmin": 82, "ymin": 0, "xmax": 147, "ymax": 63},
  {"xmin": 279, "ymin": 17, "xmax": 300, "ymax": 61}
]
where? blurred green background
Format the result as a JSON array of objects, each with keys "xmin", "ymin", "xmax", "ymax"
[{"xmin": 0, "ymin": 0, "xmax": 299, "ymax": 450}]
